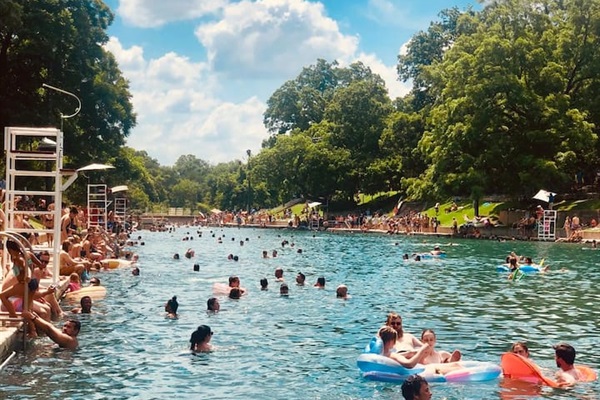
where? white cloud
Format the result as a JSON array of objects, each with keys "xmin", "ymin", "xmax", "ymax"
[
  {"xmin": 105, "ymin": 37, "xmax": 268, "ymax": 165},
  {"xmin": 117, "ymin": 0, "xmax": 228, "ymax": 28},
  {"xmin": 195, "ymin": 0, "xmax": 359, "ymax": 79},
  {"xmin": 354, "ymin": 53, "xmax": 411, "ymax": 100}
]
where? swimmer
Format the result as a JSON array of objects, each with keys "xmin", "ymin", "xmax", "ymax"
[
  {"xmin": 510, "ymin": 341, "xmax": 530, "ymax": 358},
  {"xmin": 22, "ymin": 310, "xmax": 79, "ymax": 349},
  {"xmin": 190, "ymin": 325, "xmax": 213, "ymax": 353},
  {"xmin": 554, "ymin": 343, "xmax": 580, "ymax": 386},
  {"xmin": 132, "ymin": 267, "xmax": 140, "ymax": 276},
  {"xmin": 71, "ymin": 296, "xmax": 93, "ymax": 314},
  {"xmin": 280, "ymin": 283, "xmax": 289, "ymax": 296},
  {"xmin": 419, "ymin": 329, "xmax": 461, "ymax": 364},
  {"xmin": 229, "ymin": 287, "xmax": 242, "ymax": 299},
  {"xmin": 260, "ymin": 278, "xmax": 268, "ymax": 290},
  {"xmin": 207, "ymin": 297, "xmax": 220, "ymax": 313},
  {"xmin": 165, "ymin": 296, "xmax": 178, "ymax": 318},
  {"xmin": 430, "ymin": 246, "xmax": 444, "ymax": 256},
  {"xmin": 314, "ymin": 276, "xmax": 325, "ymax": 288},
  {"xmin": 336, "ymin": 284, "xmax": 349, "ymax": 299},
  {"xmin": 295, "ymin": 272, "xmax": 305, "ymax": 286},
  {"xmin": 274, "ymin": 268, "xmax": 284, "ymax": 282},
  {"xmin": 401, "ymin": 374, "xmax": 432, "ymax": 400}
]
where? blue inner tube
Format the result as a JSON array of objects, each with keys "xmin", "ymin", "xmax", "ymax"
[{"xmin": 496, "ymin": 264, "xmax": 541, "ymax": 273}]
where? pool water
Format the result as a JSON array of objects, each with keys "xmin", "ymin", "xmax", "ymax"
[{"xmin": 1, "ymin": 228, "xmax": 598, "ymax": 399}]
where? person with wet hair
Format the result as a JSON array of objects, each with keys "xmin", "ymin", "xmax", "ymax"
[{"xmin": 190, "ymin": 325, "xmax": 213, "ymax": 353}]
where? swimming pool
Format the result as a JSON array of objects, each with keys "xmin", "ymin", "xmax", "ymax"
[{"xmin": 1, "ymin": 228, "xmax": 598, "ymax": 399}]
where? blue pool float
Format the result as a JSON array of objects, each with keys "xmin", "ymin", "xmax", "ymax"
[
  {"xmin": 357, "ymin": 353, "xmax": 501, "ymax": 383},
  {"xmin": 496, "ymin": 264, "xmax": 542, "ymax": 273}
]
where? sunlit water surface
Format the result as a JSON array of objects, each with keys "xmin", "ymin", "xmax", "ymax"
[{"xmin": 0, "ymin": 228, "xmax": 598, "ymax": 399}]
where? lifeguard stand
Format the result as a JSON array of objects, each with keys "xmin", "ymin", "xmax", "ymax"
[
  {"xmin": 537, "ymin": 210, "xmax": 557, "ymax": 241},
  {"xmin": 112, "ymin": 185, "xmax": 128, "ymax": 231},
  {"xmin": 87, "ymin": 184, "xmax": 108, "ymax": 230},
  {"xmin": 4, "ymin": 127, "xmax": 78, "ymax": 282}
]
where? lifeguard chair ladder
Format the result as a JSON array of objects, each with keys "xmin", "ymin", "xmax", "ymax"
[
  {"xmin": 87, "ymin": 184, "xmax": 107, "ymax": 230},
  {"xmin": 114, "ymin": 197, "xmax": 127, "ymax": 225},
  {"xmin": 4, "ymin": 127, "xmax": 78, "ymax": 283},
  {"xmin": 537, "ymin": 210, "xmax": 557, "ymax": 241}
]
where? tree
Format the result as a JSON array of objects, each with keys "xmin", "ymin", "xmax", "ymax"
[
  {"xmin": 0, "ymin": 0, "xmax": 135, "ymax": 168},
  {"xmin": 407, "ymin": 0, "xmax": 598, "ymax": 199}
]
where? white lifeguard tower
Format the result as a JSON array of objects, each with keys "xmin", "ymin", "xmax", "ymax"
[
  {"xmin": 4, "ymin": 126, "xmax": 79, "ymax": 282},
  {"xmin": 537, "ymin": 210, "xmax": 557, "ymax": 241}
]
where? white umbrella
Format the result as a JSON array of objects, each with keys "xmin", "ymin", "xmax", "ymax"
[
  {"xmin": 76, "ymin": 163, "xmax": 115, "ymax": 172},
  {"xmin": 532, "ymin": 189, "xmax": 556, "ymax": 203},
  {"xmin": 111, "ymin": 185, "xmax": 128, "ymax": 193}
]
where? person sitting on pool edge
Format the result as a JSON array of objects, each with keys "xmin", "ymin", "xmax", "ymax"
[
  {"xmin": 190, "ymin": 325, "xmax": 213, "ymax": 353},
  {"xmin": 378, "ymin": 326, "xmax": 429, "ymax": 368},
  {"xmin": 401, "ymin": 374, "xmax": 432, "ymax": 400},
  {"xmin": 554, "ymin": 343, "xmax": 580, "ymax": 386}
]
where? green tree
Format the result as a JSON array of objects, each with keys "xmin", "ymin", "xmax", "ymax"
[
  {"xmin": 408, "ymin": 0, "xmax": 598, "ymax": 199},
  {"xmin": 0, "ymin": 0, "xmax": 135, "ymax": 167}
]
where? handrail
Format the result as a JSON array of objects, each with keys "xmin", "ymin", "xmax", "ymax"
[{"xmin": 0, "ymin": 351, "xmax": 16, "ymax": 372}]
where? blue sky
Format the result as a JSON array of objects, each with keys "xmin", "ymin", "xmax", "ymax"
[{"xmin": 102, "ymin": 0, "xmax": 482, "ymax": 166}]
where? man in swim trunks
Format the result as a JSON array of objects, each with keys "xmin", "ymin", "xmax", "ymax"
[
  {"xmin": 385, "ymin": 313, "xmax": 423, "ymax": 352},
  {"xmin": 22, "ymin": 310, "xmax": 79, "ymax": 349},
  {"xmin": 554, "ymin": 343, "xmax": 580, "ymax": 386}
]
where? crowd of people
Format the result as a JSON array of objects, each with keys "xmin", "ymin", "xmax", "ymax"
[
  {"xmin": 1, "ymin": 205, "xmax": 592, "ymax": 397},
  {"xmin": 1, "ymin": 203, "xmax": 135, "ymax": 349}
]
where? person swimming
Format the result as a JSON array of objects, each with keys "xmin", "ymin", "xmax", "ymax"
[{"xmin": 190, "ymin": 325, "xmax": 213, "ymax": 353}]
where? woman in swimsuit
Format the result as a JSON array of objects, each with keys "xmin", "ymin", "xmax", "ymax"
[{"xmin": 419, "ymin": 329, "xmax": 461, "ymax": 364}]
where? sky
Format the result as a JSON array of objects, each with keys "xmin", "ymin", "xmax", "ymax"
[{"xmin": 102, "ymin": 0, "xmax": 483, "ymax": 166}]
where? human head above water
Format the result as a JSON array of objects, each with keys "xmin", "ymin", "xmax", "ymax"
[
  {"xmin": 229, "ymin": 287, "xmax": 242, "ymax": 299},
  {"xmin": 336, "ymin": 284, "xmax": 348, "ymax": 298},
  {"xmin": 228, "ymin": 276, "xmax": 240, "ymax": 287},
  {"xmin": 207, "ymin": 297, "xmax": 220, "ymax": 312},
  {"xmin": 511, "ymin": 341, "xmax": 529, "ymax": 358},
  {"xmin": 554, "ymin": 342, "xmax": 576, "ymax": 365},
  {"xmin": 401, "ymin": 374, "xmax": 431, "ymax": 400},
  {"xmin": 260, "ymin": 278, "xmax": 268, "ymax": 290},
  {"xmin": 314, "ymin": 276, "xmax": 325, "ymax": 287},
  {"xmin": 190, "ymin": 325, "xmax": 213, "ymax": 350}
]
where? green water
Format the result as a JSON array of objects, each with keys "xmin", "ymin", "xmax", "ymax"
[{"xmin": 0, "ymin": 228, "xmax": 597, "ymax": 399}]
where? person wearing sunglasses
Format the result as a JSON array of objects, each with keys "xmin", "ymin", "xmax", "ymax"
[
  {"xmin": 385, "ymin": 313, "xmax": 422, "ymax": 353},
  {"xmin": 190, "ymin": 325, "xmax": 214, "ymax": 353}
]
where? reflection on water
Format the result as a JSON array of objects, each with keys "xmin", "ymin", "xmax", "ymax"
[{"xmin": 0, "ymin": 229, "xmax": 598, "ymax": 399}]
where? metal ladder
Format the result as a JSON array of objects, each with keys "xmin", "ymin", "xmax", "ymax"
[
  {"xmin": 537, "ymin": 210, "xmax": 557, "ymax": 241},
  {"xmin": 87, "ymin": 184, "xmax": 108, "ymax": 230}
]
